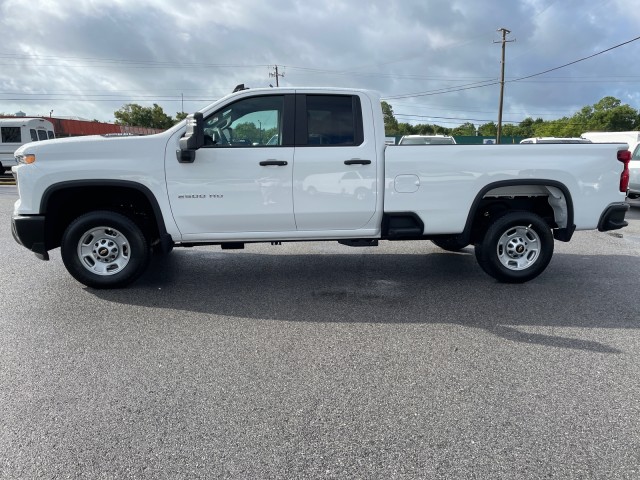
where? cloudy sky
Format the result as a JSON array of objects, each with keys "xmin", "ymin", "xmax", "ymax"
[{"xmin": 1, "ymin": 0, "xmax": 639, "ymax": 129}]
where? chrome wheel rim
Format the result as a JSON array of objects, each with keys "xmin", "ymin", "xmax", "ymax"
[
  {"xmin": 77, "ymin": 226, "xmax": 130, "ymax": 276},
  {"xmin": 496, "ymin": 225, "xmax": 541, "ymax": 271}
]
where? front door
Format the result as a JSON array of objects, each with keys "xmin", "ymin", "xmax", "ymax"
[{"xmin": 166, "ymin": 94, "xmax": 295, "ymax": 236}]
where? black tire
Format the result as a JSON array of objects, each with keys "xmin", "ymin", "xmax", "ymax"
[
  {"xmin": 431, "ymin": 236, "xmax": 469, "ymax": 252},
  {"xmin": 474, "ymin": 211, "xmax": 554, "ymax": 283},
  {"xmin": 61, "ymin": 210, "xmax": 151, "ymax": 289}
]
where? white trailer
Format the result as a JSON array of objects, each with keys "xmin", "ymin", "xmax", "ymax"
[{"xmin": 0, "ymin": 118, "xmax": 55, "ymax": 173}]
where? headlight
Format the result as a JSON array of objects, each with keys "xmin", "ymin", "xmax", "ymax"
[{"xmin": 16, "ymin": 154, "xmax": 36, "ymax": 164}]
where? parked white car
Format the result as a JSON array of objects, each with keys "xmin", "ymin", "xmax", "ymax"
[{"xmin": 398, "ymin": 134, "xmax": 456, "ymax": 145}]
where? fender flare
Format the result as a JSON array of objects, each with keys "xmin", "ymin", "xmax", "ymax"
[
  {"xmin": 40, "ymin": 179, "xmax": 171, "ymax": 246},
  {"xmin": 458, "ymin": 179, "xmax": 575, "ymax": 244}
]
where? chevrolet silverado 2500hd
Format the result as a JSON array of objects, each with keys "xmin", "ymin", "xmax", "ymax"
[{"xmin": 11, "ymin": 87, "xmax": 631, "ymax": 288}]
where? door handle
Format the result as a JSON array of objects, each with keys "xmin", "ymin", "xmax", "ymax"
[
  {"xmin": 259, "ymin": 160, "xmax": 288, "ymax": 166},
  {"xmin": 344, "ymin": 159, "xmax": 371, "ymax": 165}
]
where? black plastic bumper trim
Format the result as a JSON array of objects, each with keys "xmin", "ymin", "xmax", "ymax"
[
  {"xmin": 597, "ymin": 202, "xmax": 629, "ymax": 232},
  {"xmin": 11, "ymin": 215, "xmax": 49, "ymax": 260}
]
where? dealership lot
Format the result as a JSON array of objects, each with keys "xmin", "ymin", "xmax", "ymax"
[{"xmin": 1, "ymin": 188, "xmax": 640, "ymax": 479}]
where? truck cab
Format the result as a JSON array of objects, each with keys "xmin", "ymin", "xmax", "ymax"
[{"xmin": 170, "ymin": 88, "xmax": 386, "ymax": 238}]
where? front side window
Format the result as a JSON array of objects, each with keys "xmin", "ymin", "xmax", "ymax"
[
  {"xmin": 30, "ymin": 129, "xmax": 38, "ymax": 141},
  {"xmin": 633, "ymin": 144, "xmax": 640, "ymax": 160},
  {"xmin": 1, "ymin": 127, "xmax": 21, "ymax": 143},
  {"xmin": 37, "ymin": 129, "xmax": 48, "ymax": 141},
  {"xmin": 305, "ymin": 95, "xmax": 360, "ymax": 146},
  {"xmin": 204, "ymin": 95, "xmax": 283, "ymax": 147}
]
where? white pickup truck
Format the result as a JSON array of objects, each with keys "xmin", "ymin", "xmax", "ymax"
[{"xmin": 11, "ymin": 87, "xmax": 631, "ymax": 288}]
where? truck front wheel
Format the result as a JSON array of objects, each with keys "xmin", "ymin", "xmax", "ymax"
[
  {"xmin": 475, "ymin": 211, "xmax": 554, "ymax": 283},
  {"xmin": 61, "ymin": 211, "xmax": 151, "ymax": 289}
]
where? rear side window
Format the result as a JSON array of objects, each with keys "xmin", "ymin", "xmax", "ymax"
[
  {"xmin": 47, "ymin": 131, "xmax": 55, "ymax": 139},
  {"xmin": 30, "ymin": 129, "xmax": 38, "ymax": 141},
  {"xmin": 633, "ymin": 144, "xmax": 640, "ymax": 160},
  {"xmin": 1, "ymin": 126, "xmax": 21, "ymax": 143},
  {"xmin": 37, "ymin": 129, "xmax": 48, "ymax": 140},
  {"xmin": 299, "ymin": 95, "xmax": 363, "ymax": 146}
]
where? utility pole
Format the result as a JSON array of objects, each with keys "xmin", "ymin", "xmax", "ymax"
[
  {"xmin": 269, "ymin": 65, "xmax": 284, "ymax": 87},
  {"xmin": 495, "ymin": 28, "xmax": 514, "ymax": 144}
]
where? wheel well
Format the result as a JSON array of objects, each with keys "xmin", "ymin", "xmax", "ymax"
[
  {"xmin": 43, "ymin": 185, "xmax": 162, "ymax": 250},
  {"xmin": 468, "ymin": 196, "xmax": 557, "ymax": 244}
]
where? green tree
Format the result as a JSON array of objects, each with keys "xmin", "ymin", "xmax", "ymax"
[
  {"xmin": 233, "ymin": 122, "xmax": 261, "ymax": 143},
  {"xmin": 396, "ymin": 122, "xmax": 415, "ymax": 135},
  {"xmin": 516, "ymin": 117, "xmax": 540, "ymax": 137},
  {"xmin": 114, "ymin": 103, "xmax": 175, "ymax": 130},
  {"xmin": 175, "ymin": 112, "xmax": 188, "ymax": 123},
  {"xmin": 589, "ymin": 96, "xmax": 638, "ymax": 131},
  {"xmin": 501, "ymin": 124, "xmax": 521, "ymax": 137},
  {"xmin": 451, "ymin": 122, "xmax": 476, "ymax": 136},
  {"xmin": 414, "ymin": 124, "xmax": 435, "ymax": 135},
  {"xmin": 478, "ymin": 121, "xmax": 497, "ymax": 136},
  {"xmin": 381, "ymin": 101, "xmax": 398, "ymax": 135},
  {"xmin": 528, "ymin": 97, "xmax": 640, "ymax": 137},
  {"xmin": 233, "ymin": 122, "xmax": 277, "ymax": 145}
]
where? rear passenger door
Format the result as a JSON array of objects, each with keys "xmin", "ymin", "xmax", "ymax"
[{"xmin": 293, "ymin": 94, "xmax": 378, "ymax": 231}]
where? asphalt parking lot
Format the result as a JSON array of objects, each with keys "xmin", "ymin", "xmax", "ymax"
[{"xmin": 1, "ymin": 187, "xmax": 640, "ymax": 479}]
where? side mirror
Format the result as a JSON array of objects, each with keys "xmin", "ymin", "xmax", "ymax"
[{"xmin": 177, "ymin": 112, "xmax": 204, "ymax": 163}]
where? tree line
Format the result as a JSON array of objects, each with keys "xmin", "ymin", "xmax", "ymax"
[
  {"xmin": 113, "ymin": 96, "xmax": 640, "ymax": 136},
  {"xmin": 113, "ymin": 104, "xmax": 187, "ymax": 130},
  {"xmin": 382, "ymin": 96, "xmax": 640, "ymax": 137}
]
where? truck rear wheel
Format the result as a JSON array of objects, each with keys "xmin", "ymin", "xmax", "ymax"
[
  {"xmin": 475, "ymin": 211, "xmax": 554, "ymax": 283},
  {"xmin": 61, "ymin": 211, "xmax": 151, "ymax": 289}
]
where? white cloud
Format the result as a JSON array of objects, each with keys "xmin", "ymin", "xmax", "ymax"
[{"xmin": 0, "ymin": 0, "xmax": 638, "ymax": 127}]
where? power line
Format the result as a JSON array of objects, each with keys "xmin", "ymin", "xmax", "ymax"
[
  {"xmin": 382, "ymin": 34, "xmax": 640, "ymax": 101},
  {"xmin": 508, "ymin": 35, "xmax": 640, "ymax": 83}
]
